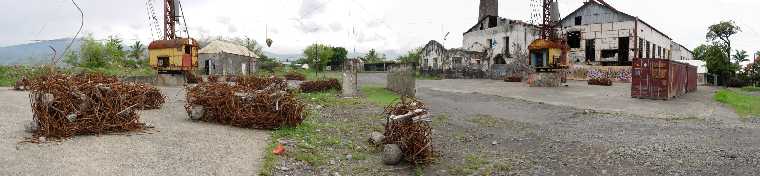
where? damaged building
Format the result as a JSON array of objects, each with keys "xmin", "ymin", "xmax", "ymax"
[
  {"xmin": 420, "ymin": 0, "xmax": 540, "ymax": 78},
  {"xmin": 559, "ymin": 0, "xmax": 693, "ymax": 65},
  {"xmin": 421, "ymin": 0, "xmax": 695, "ymax": 79}
]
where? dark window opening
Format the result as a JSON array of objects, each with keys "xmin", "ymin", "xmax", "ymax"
[
  {"xmin": 488, "ymin": 16, "xmax": 498, "ymax": 28},
  {"xmin": 504, "ymin": 37, "xmax": 511, "ymax": 57},
  {"xmin": 585, "ymin": 39, "xmax": 596, "ymax": 62},
  {"xmin": 601, "ymin": 50, "xmax": 618, "ymax": 58},
  {"xmin": 638, "ymin": 38, "xmax": 644, "ymax": 58},
  {"xmin": 567, "ymin": 31, "xmax": 582, "ymax": 48},
  {"xmin": 487, "ymin": 39, "xmax": 493, "ymax": 49},
  {"xmin": 646, "ymin": 41, "xmax": 651, "ymax": 58},
  {"xmin": 574, "ymin": 16, "xmax": 582, "ymax": 25},
  {"xmin": 158, "ymin": 56, "xmax": 170, "ymax": 67},
  {"xmin": 618, "ymin": 37, "xmax": 630, "ymax": 64},
  {"xmin": 494, "ymin": 54, "xmax": 506, "ymax": 64},
  {"xmin": 184, "ymin": 45, "xmax": 192, "ymax": 54}
]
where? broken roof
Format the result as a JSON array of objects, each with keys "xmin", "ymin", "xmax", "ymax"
[
  {"xmin": 559, "ymin": 0, "xmax": 672, "ymax": 40},
  {"xmin": 199, "ymin": 40, "xmax": 258, "ymax": 58}
]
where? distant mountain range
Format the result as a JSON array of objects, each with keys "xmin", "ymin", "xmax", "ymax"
[
  {"xmin": 0, "ymin": 38, "xmax": 83, "ymax": 65},
  {"xmin": 0, "ymin": 38, "xmax": 403, "ymax": 65}
]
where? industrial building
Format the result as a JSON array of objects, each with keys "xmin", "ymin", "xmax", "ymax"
[
  {"xmin": 420, "ymin": 0, "xmax": 539, "ymax": 78},
  {"xmin": 198, "ymin": 40, "xmax": 258, "ymax": 76},
  {"xmin": 421, "ymin": 0, "xmax": 695, "ymax": 77},
  {"xmin": 558, "ymin": 0, "xmax": 693, "ymax": 65}
]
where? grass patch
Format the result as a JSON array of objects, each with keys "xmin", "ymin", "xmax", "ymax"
[
  {"xmin": 467, "ymin": 114, "xmax": 501, "ymax": 128},
  {"xmin": 715, "ymin": 89, "xmax": 760, "ymax": 117},
  {"xmin": 741, "ymin": 86, "xmax": 760, "ymax": 92},
  {"xmin": 451, "ymin": 154, "xmax": 489, "ymax": 175},
  {"xmin": 299, "ymin": 90, "xmax": 361, "ymax": 107},
  {"xmin": 361, "ymin": 86, "xmax": 400, "ymax": 107}
]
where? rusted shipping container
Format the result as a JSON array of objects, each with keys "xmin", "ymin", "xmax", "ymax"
[
  {"xmin": 686, "ymin": 65, "xmax": 698, "ymax": 92},
  {"xmin": 631, "ymin": 58, "xmax": 697, "ymax": 100}
]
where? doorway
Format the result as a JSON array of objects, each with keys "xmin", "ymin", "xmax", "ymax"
[
  {"xmin": 585, "ymin": 39, "xmax": 595, "ymax": 62},
  {"xmin": 618, "ymin": 37, "xmax": 630, "ymax": 65}
]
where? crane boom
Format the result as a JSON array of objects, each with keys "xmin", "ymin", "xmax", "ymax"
[{"xmin": 163, "ymin": 0, "xmax": 177, "ymax": 39}]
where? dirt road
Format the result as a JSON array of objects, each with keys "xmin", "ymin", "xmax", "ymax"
[
  {"xmin": 357, "ymin": 73, "xmax": 760, "ymax": 175},
  {"xmin": 0, "ymin": 87, "xmax": 269, "ymax": 176}
]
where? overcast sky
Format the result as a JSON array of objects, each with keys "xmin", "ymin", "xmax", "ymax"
[{"xmin": 1, "ymin": 0, "xmax": 758, "ymax": 57}]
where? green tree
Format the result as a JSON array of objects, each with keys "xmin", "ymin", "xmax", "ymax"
[
  {"xmin": 693, "ymin": 44, "xmax": 709, "ymax": 60},
  {"xmin": 364, "ymin": 49, "xmax": 382, "ymax": 63},
  {"xmin": 303, "ymin": 44, "xmax": 334, "ymax": 72},
  {"xmin": 128, "ymin": 41, "xmax": 145, "ymax": 60},
  {"xmin": 63, "ymin": 51, "xmax": 80, "ymax": 67},
  {"xmin": 79, "ymin": 35, "xmax": 107, "ymax": 68},
  {"xmin": 104, "ymin": 35, "xmax": 126, "ymax": 65},
  {"xmin": 733, "ymin": 50, "xmax": 749, "ymax": 65},
  {"xmin": 398, "ymin": 47, "xmax": 422, "ymax": 64},
  {"xmin": 706, "ymin": 21, "xmax": 741, "ymax": 64},
  {"xmin": 329, "ymin": 47, "xmax": 348, "ymax": 69}
]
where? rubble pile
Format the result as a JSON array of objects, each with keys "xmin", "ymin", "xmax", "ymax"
[
  {"xmin": 504, "ymin": 75, "xmax": 522, "ymax": 82},
  {"xmin": 382, "ymin": 97, "xmax": 434, "ymax": 165},
  {"xmin": 299, "ymin": 79, "xmax": 341, "ymax": 93},
  {"xmin": 26, "ymin": 73, "xmax": 159, "ymax": 140},
  {"xmin": 284, "ymin": 71, "xmax": 306, "ymax": 81},
  {"xmin": 185, "ymin": 76, "xmax": 305, "ymax": 129},
  {"xmin": 588, "ymin": 78, "xmax": 613, "ymax": 86}
]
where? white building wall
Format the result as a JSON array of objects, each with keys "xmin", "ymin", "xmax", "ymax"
[{"xmin": 462, "ymin": 19, "xmax": 539, "ymax": 64}]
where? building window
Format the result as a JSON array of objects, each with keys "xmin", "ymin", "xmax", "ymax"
[
  {"xmin": 574, "ymin": 16, "xmax": 582, "ymax": 25},
  {"xmin": 487, "ymin": 39, "xmax": 494, "ymax": 49},
  {"xmin": 504, "ymin": 37, "xmax": 511, "ymax": 57},
  {"xmin": 638, "ymin": 38, "xmax": 643, "ymax": 58},
  {"xmin": 184, "ymin": 45, "xmax": 192, "ymax": 54},
  {"xmin": 601, "ymin": 50, "xmax": 618, "ymax": 58},
  {"xmin": 567, "ymin": 31, "xmax": 581, "ymax": 48},
  {"xmin": 646, "ymin": 41, "xmax": 651, "ymax": 58}
]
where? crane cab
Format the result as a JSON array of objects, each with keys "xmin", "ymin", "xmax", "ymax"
[
  {"xmin": 528, "ymin": 39, "xmax": 569, "ymax": 72},
  {"xmin": 148, "ymin": 38, "xmax": 199, "ymax": 74}
]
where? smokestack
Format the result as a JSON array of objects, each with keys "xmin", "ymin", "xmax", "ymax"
[
  {"xmin": 479, "ymin": 0, "xmax": 498, "ymax": 21},
  {"xmin": 550, "ymin": 0, "xmax": 560, "ymax": 24}
]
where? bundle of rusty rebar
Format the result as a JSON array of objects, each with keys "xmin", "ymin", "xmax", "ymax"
[
  {"xmin": 504, "ymin": 75, "xmax": 522, "ymax": 82},
  {"xmin": 284, "ymin": 72, "xmax": 306, "ymax": 81},
  {"xmin": 13, "ymin": 77, "xmax": 29, "ymax": 91},
  {"xmin": 26, "ymin": 73, "xmax": 156, "ymax": 139},
  {"xmin": 383, "ymin": 97, "xmax": 434, "ymax": 165},
  {"xmin": 588, "ymin": 78, "xmax": 613, "ymax": 86},
  {"xmin": 122, "ymin": 83, "xmax": 165, "ymax": 110},
  {"xmin": 185, "ymin": 76, "xmax": 305, "ymax": 129},
  {"xmin": 299, "ymin": 79, "xmax": 341, "ymax": 93}
]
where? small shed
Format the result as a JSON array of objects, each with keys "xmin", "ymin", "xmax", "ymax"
[{"xmin": 199, "ymin": 40, "xmax": 258, "ymax": 76}]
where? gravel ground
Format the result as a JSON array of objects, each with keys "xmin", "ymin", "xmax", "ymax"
[
  {"xmin": 0, "ymin": 87, "xmax": 269, "ymax": 176},
  {"xmin": 353, "ymin": 73, "xmax": 760, "ymax": 175}
]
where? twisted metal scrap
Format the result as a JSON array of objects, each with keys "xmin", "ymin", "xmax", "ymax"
[
  {"xmin": 185, "ymin": 76, "xmax": 305, "ymax": 129},
  {"xmin": 383, "ymin": 97, "xmax": 435, "ymax": 165},
  {"xmin": 26, "ymin": 73, "xmax": 160, "ymax": 140},
  {"xmin": 299, "ymin": 79, "xmax": 341, "ymax": 93}
]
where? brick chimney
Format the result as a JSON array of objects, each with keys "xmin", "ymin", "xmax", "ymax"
[{"xmin": 479, "ymin": 0, "xmax": 498, "ymax": 21}]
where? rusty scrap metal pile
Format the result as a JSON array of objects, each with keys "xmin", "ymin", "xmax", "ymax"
[
  {"xmin": 185, "ymin": 76, "xmax": 305, "ymax": 129},
  {"xmin": 588, "ymin": 78, "xmax": 613, "ymax": 86},
  {"xmin": 299, "ymin": 79, "xmax": 341, "ymax": 93},
  {"xmin": 284, "ymin": 71, "xmax": 306, "ymax": 81},
  {"xmin": 26, "ymin": 73, "xmax": 164, "ymax": 139},
  {"xmin": 383, "ymin": 97, "xmax": 435, "ymax": 165}
]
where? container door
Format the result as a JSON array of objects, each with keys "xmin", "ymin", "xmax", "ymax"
[{"xmin": 182, "ymin": 54, "xmax": 192, "ymax": 67}]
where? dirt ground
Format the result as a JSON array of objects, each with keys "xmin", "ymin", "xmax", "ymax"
[
  {"xmin": 0, "ymin": 87, "xmax": 269, "ymax": 176},
  {"xmin": 356, "ymin": 73, "xmax": 760, "ymax": 175}
]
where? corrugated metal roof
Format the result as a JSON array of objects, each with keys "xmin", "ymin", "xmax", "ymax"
[{"xmin": 199, "ymin": 40, "xmax": 258, "ymax": 58}]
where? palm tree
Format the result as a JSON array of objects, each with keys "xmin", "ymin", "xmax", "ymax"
[
  {"xmin": 732, "ymin": 50, "xmax": 749, "ymax": 64},
  {"xmin": 129, "ymin": 41, "xmax": 145, "ymax": 60}
]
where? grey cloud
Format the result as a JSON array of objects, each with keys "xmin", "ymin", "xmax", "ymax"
[
  {"xmin": 329, "ymin": 22, "xmax": 342, "ymax": 32},
  {"xmin": 299, "ymin": 0, "xmax": 327, "ymax": 19},
  {"xmin": 291, "ymin": 18, "xmax": 323, "ymax": 33}
]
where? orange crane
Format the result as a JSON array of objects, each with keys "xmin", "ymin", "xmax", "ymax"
[{"xmin": 528, "ymin": 0, "xmax": 569, "ymax": 72}]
